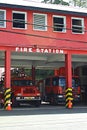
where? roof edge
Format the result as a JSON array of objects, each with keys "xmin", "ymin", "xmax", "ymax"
[{"xmin": 0, "ymin": 2, "xmax": 87, "ymax": 16}]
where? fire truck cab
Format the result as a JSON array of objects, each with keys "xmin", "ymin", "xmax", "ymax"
[
  {"xmin": 38, "ymin": 67, "xmax": 81, "ymax": 105},
  {"xmin": 11, "ymin": 76, "xmax": 41, "ymax": 107},
  {"xmin": 0, "ymin": 69, "xmax": 41, "ymax": 107}
]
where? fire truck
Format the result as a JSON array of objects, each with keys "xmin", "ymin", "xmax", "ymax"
[
  {"xmin": 0, "ymin": 69, "xmax": 41, "ymax": 107},
  {"xmin": 11, "ymin": 76, "xmax": 41, "ymax": 107},
  {"xmin": 37, "ymin": 67, "xmax": 81, "ymax": 105}
]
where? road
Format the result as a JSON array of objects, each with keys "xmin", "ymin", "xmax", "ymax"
[{"xmin": 0, "ymin": 104, "xmax": 87, "ymax": 130}]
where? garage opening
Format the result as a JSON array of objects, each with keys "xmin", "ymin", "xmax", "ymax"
[{"xmin": 0, "ymin": 51, "xmax": 87, "ymax": 108}]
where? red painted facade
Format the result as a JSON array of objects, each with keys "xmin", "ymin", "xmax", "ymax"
[
  {"xmin": 0, "ymin": 1, "xmax": 87, "ymax": 108},
  {"xmin": 0, "ymin": 6, "xmax": 87, "ymax": 52}
]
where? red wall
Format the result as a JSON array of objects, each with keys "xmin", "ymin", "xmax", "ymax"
[{"xmin": 0, "ymin": 7, "xmax": 87, "ymax": 50}]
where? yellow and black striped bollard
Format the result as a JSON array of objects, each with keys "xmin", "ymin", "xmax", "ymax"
[
  {"xmin": 65, "ymin": 88, "xmax": 73, "ymax": 109},
  {"xmin": 4, "ymin": 88, "xmax": 12, "ymax": 110}
]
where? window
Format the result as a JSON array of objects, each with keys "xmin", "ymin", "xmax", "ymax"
[
  {"xmin": 53, "ymin": 15, "xmax": 66, "ymax": 32},
  {"xmin": 0, "ymin": 10, "xmax": 6, "ymax": 28},
  {"xmin": 59, "ymin": 78, "xmax": 66, "ymax": 88},
  {"xmin": 52, "ymin": 77, "xmax": 59, "ymax": 86},
  {"xmin": 12, "ymin": 80, "xmax": 33, "ymax": 86},
  {"xmin": 12, "ymin": 11, "xmax": 27, "ymax": 29},
  {"xmin": 72, "ymin": 17, "xmax": 84, "ymax": 34},
  {"xmin": 33, "ymin": 13, "xmax": 47, "ymax": 31}
]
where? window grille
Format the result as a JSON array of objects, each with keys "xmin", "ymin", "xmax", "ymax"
[
  {"xmin": 13, "ymin": 12, "xmax": 26, "ymax": 29},
  {"xmin": 72, "ymin": 18, "xmax": 84, "ymax": 34},
  {"xmin": 53, "ymin": 16, "xmax": 66, "ymax": 32}
]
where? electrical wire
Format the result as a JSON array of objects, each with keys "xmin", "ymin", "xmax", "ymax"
[
  {"xmin": 0, "ymin": 29, "xmax": 87, "ymax": 44},
  {"xmin": 0, "ymin": 20, "xmax": 87, "ymax": 45}
]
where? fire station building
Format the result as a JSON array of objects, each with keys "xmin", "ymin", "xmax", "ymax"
[{"xmin": 1, "ymin": 0, "xmax": 87, "ymax": 108}]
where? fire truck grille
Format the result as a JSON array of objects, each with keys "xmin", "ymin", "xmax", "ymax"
[{"xmin": 23, "ymin": 88, "xmax": 35, "ymax": 94}]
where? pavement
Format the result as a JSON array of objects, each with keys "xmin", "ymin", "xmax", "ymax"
[{"xmin": 0, "ymin": 105, "xmax": 87, "ymax": 130}]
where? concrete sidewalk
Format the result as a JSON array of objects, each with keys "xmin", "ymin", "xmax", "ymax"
[{"xmin": 0, "ymin": 113, "xmax": 87, "ymax": 130}]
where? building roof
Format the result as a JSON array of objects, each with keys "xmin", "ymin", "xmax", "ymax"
[{"xmin": 0, "ymin": 0, "xmax": 87, "ymax": 16}]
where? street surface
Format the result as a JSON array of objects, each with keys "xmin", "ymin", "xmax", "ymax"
[{"xmin": 0, "ymin": 104, "xmax": 87, "ymax": 130}]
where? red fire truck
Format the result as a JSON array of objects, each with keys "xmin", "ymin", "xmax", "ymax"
[
  {"xmin": 11, "ymin": 76, "xmax": 41, "ymax": 107},
  {"xmin": 37, "ymin": 67, "xmax": 81, "ymax": 105},
  {"xmin": 0, "ymin": 69, "xmax": 41, "ymax": 107}
]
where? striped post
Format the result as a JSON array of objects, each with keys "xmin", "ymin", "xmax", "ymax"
[
  {"xmin": 4, "ymin": 88, "xmax": 12, "ymax": 110},
  {"xmin": 65, "ymin": 88, "xmax": 73, "ymax": 109}
]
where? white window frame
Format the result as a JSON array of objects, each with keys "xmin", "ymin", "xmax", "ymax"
[
  {"xmin": 33, "ymin": 13, "xmax": 47, "ymax": 31},
  {"xmin": 71, "ymin": 17, "xmax": 84, "ymax": 34},
  {"xmin": 53, "ymin": 15, "xmax": 66, "ymax": 33},
  {"xmin": 12, "ymin": 11, "xmax": 27, "ymax": 29},
  {"xmin": 0, "ymin": 9, "xmax": 6, "ymax": 28}
]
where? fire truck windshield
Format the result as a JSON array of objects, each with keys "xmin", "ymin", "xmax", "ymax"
[
  {"xmin": 12, "ymin": 80, "xmax": 33, "ymax": 87},
  {"xmin": 52, "ymin": 77, "xmax": 66, "ymax": 88},
  {"xmin": 52, "ymin": 77, "xmax": 80, "ymax": 88},
  {"xmin": 59, "ymin": 78, "xmax": 66, "ymax": 88}
]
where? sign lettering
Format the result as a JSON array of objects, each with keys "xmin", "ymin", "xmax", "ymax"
[{"xmin": 15, "ymin": 47, "xmax": 64, "ymax": 54}]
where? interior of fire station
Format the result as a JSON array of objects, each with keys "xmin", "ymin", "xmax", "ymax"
[{"xmin": 0, "ymin": 50, "xmax": 87, "ymax": 108}]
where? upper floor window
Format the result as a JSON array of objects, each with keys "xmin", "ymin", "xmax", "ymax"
[
  {"xmin": 53, "ymin": 15, "xmax": 66, "ymax": 32},
  {"xmin": 72, "ymin": 17, "xmax": 84, "ymax": 34},
  {"xmin": 0, "ymin": 10, "xmax": 6, "ymax": 28},
  {"xmin": 33, "ymin": 13, "xmax": 47, "ymax": 31},
  {"xmin": 12, "ymin": 11, "xmax": 27, "ymax": 29}
]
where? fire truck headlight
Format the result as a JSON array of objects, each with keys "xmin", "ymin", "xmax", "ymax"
[
  {"xmin": 77, "ymin": 95, "xmax": 80, "ymax": 98},
  {"xmin": 37, "ymin": 93, "xmax": 40, "ymax": 96},
  {"xmin": 35, "ymin": 96, "xmax": 41, "ymax": 100},
  {"xmin": 58, "ymin": 95, "xmax": 63, "ymax": 98},
  {"xmin": 16, "ymin": 97, "xmax": 20, "ymax": 100},
  {"xmin": 17, "ymin": 93, "xmax": 22, "ymax": 96}
]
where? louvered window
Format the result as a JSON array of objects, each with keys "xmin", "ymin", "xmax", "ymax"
[
  {"xmin": 33, "ymin": 13, "xmax": 47, "ymax": 31},
  {"xmin": 0, "ymin": 10, "xmax": 6, "ymax": 28}
]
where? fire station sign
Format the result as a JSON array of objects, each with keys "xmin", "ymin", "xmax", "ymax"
[{"xmin": 15, "ymin": 47, "xmax": 65, "ymax": 54}]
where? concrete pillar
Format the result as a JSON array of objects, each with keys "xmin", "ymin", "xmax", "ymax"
[
  {"xmin": 65, "ymin": 53, "xmax": 73, "ymax": 108},
  {"xmin": 65, "ymin": 53, "xmax": 72, "ymax": 88},
  {"xmin": 5, "ymin": 50, "xmax": 11, "ymax": 88},
  {"xmin": 4, "ymin": 50, "xmax": 12, "ymax": 110}
]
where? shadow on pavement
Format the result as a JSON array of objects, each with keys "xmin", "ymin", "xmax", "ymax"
[{"xmin": 0, "ymin": 104, "xmax": 87, "ymax": 116}]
